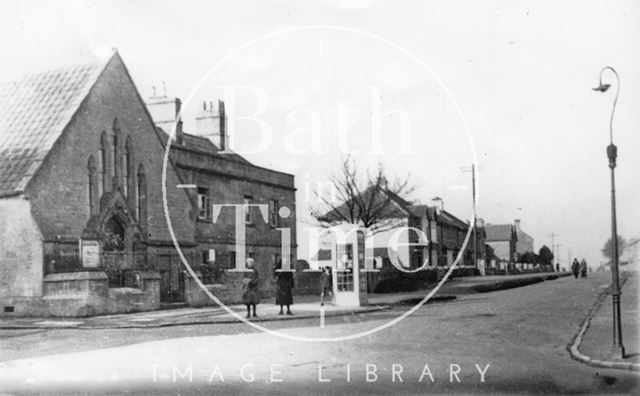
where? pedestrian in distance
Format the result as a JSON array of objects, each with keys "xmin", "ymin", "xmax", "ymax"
[
  {"xmin": 242, "ymin": 258, "xmax": 260, "ymax": 318},
  {"xmin": 320, "ymin": 266, "xmax": 333, "ymax": 306},
  {"xmin": 571, "ymin": 258, "xmax": 580, "ymax": 279},
  {"xmin": 274, "ymin": 259, "xmax": 294, "ymax": 315},
  {"xmin": 580, "ymin": 259, "xmax": 588, "ymax": 278},
  {"xmin": 555, "ymin": 263, "xmax": 559, "ymax": 272}
]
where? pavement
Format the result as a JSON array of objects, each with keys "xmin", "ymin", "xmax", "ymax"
[
  {"xmin": 0, "ymin": 272, "xmax": 568, "ymax": 330},
  {"xmin": 569, "ymin": 270, "xmax": 640, "ymax": 371}
]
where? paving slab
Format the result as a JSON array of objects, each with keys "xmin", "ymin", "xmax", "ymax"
[{"xmin": 575, "ymin": 270, "xmax": 640, "ymax": 370}]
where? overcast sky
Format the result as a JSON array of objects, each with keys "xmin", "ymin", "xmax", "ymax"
[{"xmin": 1, "ymin": 0, "xmax": 639, "ymax": 266}]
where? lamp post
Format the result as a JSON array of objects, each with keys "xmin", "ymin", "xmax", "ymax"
[{"xmin": 593, "ymin": 66, "xmax": 625, "ymax": 358}]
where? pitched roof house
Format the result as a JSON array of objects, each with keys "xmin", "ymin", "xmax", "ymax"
[{"xmin": 485, "ymin": 224, "xmax": 518, "ymax": 263}]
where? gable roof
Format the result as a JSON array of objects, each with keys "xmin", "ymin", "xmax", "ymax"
[
  {"xmin": 155, "ymin": 127, "xmax": 253, "ymax": 166},
  {"xmin": 0, "ymin": 57, "xmax": 108, "ymax": 197},
  {"xmin": 439, "ymin": 209, "xmax": 469, "ymax": 229},
  {"xmin": 485, "ymin": 224, "xmax": 517, "ymax": 242},
  {"xmin": 319, "ymin": 186, "xmax": 414, "ymax": 224}
]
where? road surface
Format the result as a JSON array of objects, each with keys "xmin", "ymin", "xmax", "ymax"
[{"xmin": 0, "ymin": 272, "xmax": 638, "ymax": 394}]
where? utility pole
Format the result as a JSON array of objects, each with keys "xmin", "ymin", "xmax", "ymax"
[
  {"xmin": 556, "ymin": 243, "xmax": 562, "ymax": 267},
  {"xmin": 461, "ymin": 164, "xmax": 485, "ymax": 270},
  {"xmin": 548, "ymin": 233, "xmax": 558, "ymax": 260}
]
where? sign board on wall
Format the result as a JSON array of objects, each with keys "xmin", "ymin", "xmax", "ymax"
[{"xmin": 81, "ymin": 240, "xmax": 100, "ymax": 268}]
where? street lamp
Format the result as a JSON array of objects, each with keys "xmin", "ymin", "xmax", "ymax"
[{"xmin": 593, "ymin": 66, "xmax": 625, "ymax": 358}]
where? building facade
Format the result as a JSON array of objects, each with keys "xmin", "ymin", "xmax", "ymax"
[
  {"xmin": 0, "ymin": 52, "xmax": 295, "ymax": 316},
  {"xmin": 485, "ymin": 224, "xmax": 518, "ymax": 264},
  {"xmin": 514, "ymin": 219, "xmax": 535, "ymax": 258}
]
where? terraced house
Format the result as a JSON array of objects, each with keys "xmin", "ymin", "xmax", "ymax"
[{"xmin": 0, "ymin": 51, "xmax": 296, "ymax": 317}]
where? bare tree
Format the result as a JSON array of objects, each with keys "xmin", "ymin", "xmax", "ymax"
[{"xmin": 311, "ymin": 156, "xmax": 416, "ymax": 233}]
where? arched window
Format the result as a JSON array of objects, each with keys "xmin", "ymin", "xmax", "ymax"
[
  {"xmin": 136, "ymin": 164, "xmax": 147, "ymax": 228},
  {"xmin": 111, "ymin": 133, "xmax": 118, "ymax": 182},
  {"xmin": 123, "ymin": 137, "xmax": 132, "ymax": 197},
  {"xmin": 99, "ymin": 131, "xmax": 107, "ymax": 195},
  {"xmin": 87, "ymin": 156, "xmax": 97, "ymax": 215}
]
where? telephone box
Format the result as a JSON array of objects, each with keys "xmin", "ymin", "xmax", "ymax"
[{"xmin": 332, "ymin": 225, "xmax": 368, "ymax": 307}]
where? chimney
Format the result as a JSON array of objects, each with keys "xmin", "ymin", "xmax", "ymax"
[
  {"xmin": 195, "ymin": 100, "xmax": 227, "ymax": 151},
  {"xmin": 514, "ymin": 219, "xmax": 521, "ymax": 231},
  {"xmin": 147, "ymin": 95, "xmax": 183, "ymax": 145}
]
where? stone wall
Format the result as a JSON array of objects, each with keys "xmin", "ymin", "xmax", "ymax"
[
  {"xmin": 0, "ymin": 196, "xmax": 44, "ymax": 314},
  {"xmin": 487, "ymin": 240, "xmax": 512, "ymax": 262},
  {"xmin": 25, "ymin": 54, "xmax": 195, "ymax": 245},
  {"xmin": 293, "ymin": 270, "xmax": 322, "ymax": 296},
  {"xmin": 19, "ymin": 270, "xmax": 161, "ymax": 317}
]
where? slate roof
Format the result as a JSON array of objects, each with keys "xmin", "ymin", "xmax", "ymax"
[
  {"xmin": 485, "ymin": 224, "xmax": 516, "ymax": 242},
  {"xmin": 408, "ymin": 204, "xmax": 429, "ymax": 218},
  {"xmin": 438, "ymin": 210, "xmax": 469, "ymax": 229},
  {"xmin": 0, "ymin": 60, "xmax": 106, "ymax": 196},
  {"xmin": 155, "ymin": 127, "xmax": 252, "ymax": 165}
]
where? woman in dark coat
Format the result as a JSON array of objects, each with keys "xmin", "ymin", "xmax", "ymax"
[
  {"xmin": 320, "ymin": 266, "xmax": 332, "ymax": 306},
  {"xmin": 242, "ymin": 258, "xmax": 260, "ymax": 318},
  {"xmin": 274, "ymin": 259, "xmax": 294, "ymax": 315}
]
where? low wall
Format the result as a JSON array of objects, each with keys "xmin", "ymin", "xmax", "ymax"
[
  {"xmin": 186, "ymin": 270, "xmax": 324, "ymax": 306},
  {"xmin": 186, "ymin": 271, "xmax": 246, "ymax": 307},
  {"xmin": 3, "ymin": 270, "xmax": 162, "ymax": 317},
  {"xmin": 293, "ymin": 270, "xmax": 322, "ymax": 296}
]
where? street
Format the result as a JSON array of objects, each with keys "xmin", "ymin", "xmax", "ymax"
[{"xmin": 1, "ymin": 273, "xmax": 638, "ymax": 394}]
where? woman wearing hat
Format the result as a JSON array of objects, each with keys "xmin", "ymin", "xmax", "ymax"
[{"xmin": 242, "ymin": 258, "xmax": 260, "ymax": 318}]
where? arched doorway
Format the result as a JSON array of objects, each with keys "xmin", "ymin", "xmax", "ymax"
[
  {"xmin": 103, "ymin": 216, "xmax": 126, "ymax": 252},
  {"xmin": 101, "ymin": 215, "xmax": 129, "ymax": 287}
]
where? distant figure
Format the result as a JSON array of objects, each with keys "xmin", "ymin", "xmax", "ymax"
[
  {"xmin": 571, "ymin": 259, "xmax": 580, "ymax": 279},
  {"xmin": 580, "ymin": 259, "xmax": 588, "ymax": 278},
  {"xmin": 556, "ymin": 263, "xmax": 560, "ymax": 272},
  {"xmin": 274, "ymin": 259, "xmax": 294, "ymax": 315},
  {"xmin": 242, "ymin": 258, "xmax": 260, "ymax": 318},
  {"xmin": 320, "ymin": 266, "xmax": 333, "ymax": 306}
]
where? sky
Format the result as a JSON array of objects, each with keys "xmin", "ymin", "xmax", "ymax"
[{"xmin": 1, "ymin": 0, "xmax": 639, "ymax": 266}]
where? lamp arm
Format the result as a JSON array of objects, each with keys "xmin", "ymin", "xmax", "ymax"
[{"xmin": 599, "ymin": 66, "xmax": 620, "ymax": 144}]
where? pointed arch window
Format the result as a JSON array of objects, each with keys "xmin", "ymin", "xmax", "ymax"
[
  {"xmin": 136, "ymin": 164, "xmax": 147, "ymax": 227},
  {"xmin": 123, "ymin": 137, "xmax": 132, "ymax": 197},
  {"xmin": 111, "ymin": 134, "xmax": 118, "ymax": 182},
  {"xmin": 87, "ymin": 156, "xmax": 97, "ymax": 215},
  {"xmin": 99, "ymin": 131, "xmax": 107, "ymax": 196}
]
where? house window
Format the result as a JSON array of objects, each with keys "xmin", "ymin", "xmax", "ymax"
[
  {"xmin": 123, "ymin": 138, "xmax": 132, "ymax": 197},
  {"xmin": 269, "ymin": 199, "xmax": 279, "ymax": 227},
  {"xmin": 229, "ymin": 251, "xmax": 236, "ymax": 269},
  {"xmin": 197, "ymin": 187, "xmax": 210, "ymax": 219},
  {"xmin": 244, "ymin": 195, "xmax": 252, "ymax": 224}
]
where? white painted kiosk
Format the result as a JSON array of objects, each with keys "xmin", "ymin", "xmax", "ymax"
[{"xmin": 331, "ymin": 225, "xmax": 368, "ymax": 307}]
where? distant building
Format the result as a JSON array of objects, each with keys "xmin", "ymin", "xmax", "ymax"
[
  {"xmin": 485, "ymin": 224, "xmax": 518, "ymax": 263},
  {"xmin": 311, "ymin": 187, "xmax": 480, "ymax": 275},
  {"xmin": 514, "ymin": 219, "xmax": 534, "ymax": 258}
]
